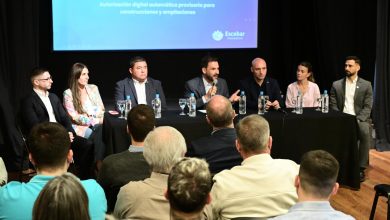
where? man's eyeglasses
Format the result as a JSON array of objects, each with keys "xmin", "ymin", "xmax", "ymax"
[{"xmin": 37, "ymin": 76, "xmax": 52, "ymax": 81}]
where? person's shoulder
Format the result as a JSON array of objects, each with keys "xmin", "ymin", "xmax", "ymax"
[
  {"xmin": 0, "ymin": 181, "xmax": 24, "ymax": 196},
  {"xmin": 81, "ymin": 179, "xmax": 105, "ymax": 194},
  {"xmin": 116, "ymin": 77, "xmax": 130, "ymax": 85},
  {"xmin": 63, "ymin": 88, "xmax": 71, "ymax": 95},
  {"xmin": 87, "ymin": 84, "xmax": 98, "ymax": 90},
  {"xmin": 273, "ymin": 158, "xmax": 300, "ymax": 171},
  {"xmin": 358, "ymin": 77, "xmax": 371, "ymax": 84},
  {"xmin": 186, "ymin": 76, "xmax": 202, "ymax": 84}
]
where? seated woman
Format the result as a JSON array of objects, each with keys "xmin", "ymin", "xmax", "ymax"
[
  {"xmin": 63, "ymin": 63, "xmax": 106, "ymax": 167},
  {"xmin": 285, "ymin": 61, "xmax": 321, "ymax": 108}
]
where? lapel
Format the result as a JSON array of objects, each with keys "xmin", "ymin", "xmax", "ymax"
[
  {"xmin": 145, "ymin": 79, "xmax": 153, "ymax": 105},
  {"xmin": 32, "ymin": 91, "xmax": 49, "ymax": 117},
  {"xmin": 353, "ymin": 77, "xmax": 362, "ymax": 101},
  {"xmin": 48, "ymin": 93, "xmax": 60, "ymax": 121},
  {"xmin": 198, "ymin": 77, "xmax": 206, "ymax": 96},
  {"xmin": 128, "ymin": 78, "xmax": 138, "ymax": 105},
  {"xmin": 340, "ymin": 77, "xmax": 346, "ymax": 105}
]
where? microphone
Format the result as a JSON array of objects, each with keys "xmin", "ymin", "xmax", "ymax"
[
  {"xmin": 277, "ymin": 108, "xmax": 288, "ymax": 115},
  {"xmin": 212, "ymin": 79, "xmax": 218, "ymax": 86}
]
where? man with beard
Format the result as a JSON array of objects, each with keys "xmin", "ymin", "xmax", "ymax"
[
  {"xmin": 330, "ymin": 56, "xmax": 373, "ymax": 182},
  {"xmin": 184, "ymin": 55, "xmax": 240, "ymax": 108}
]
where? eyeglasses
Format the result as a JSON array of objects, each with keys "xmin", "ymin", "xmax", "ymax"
[{"xmin": 37, "ymin": 76, "xmax": 52, "ymax": 81}]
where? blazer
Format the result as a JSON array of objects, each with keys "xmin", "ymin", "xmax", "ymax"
[
  {"xmin": 186, "ymin": 128, "xmax": 242, "ymax": 174},
  {"xmin": 239, "ymin": 76, "xmax": 283, "ymax": 109},
  {"xmin": 114, "ymin": 77, "xmax": 167, "ymax": 109},
  {"xmin": 329, "ymin": 77, "xmax": 373, "ymax": 122},
  {"xmin": 184, "ymin": 76, "xmax": 230, "ymax": 108}
]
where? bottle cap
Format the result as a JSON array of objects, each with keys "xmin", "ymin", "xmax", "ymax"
[
  {"xmin": 126, "ymin": 95, "xmax": 131, "ymax": 100},
  {"xmin": 241, "ymin": 91, "xmax": 245, "ymax": 95},
  {"xmin": 260, "ymin": 91, "xmax": 264, "ymax": 95},
  {"xmin": 156, "ymin": 93, "xmax": 160, "ymax": 98},
  {"xmin": 191, "ymin": 93, "xmax": 195, "ymax": 97},
  {"xmin": 324, "ymin": 90, "xmax": 328, "ymax": 94}
]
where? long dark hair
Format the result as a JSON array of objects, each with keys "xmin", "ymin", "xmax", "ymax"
[
  {"xmin": 299, "ymin": 61, "xmax": 315, "ymax": 83},
  {"xmin": 68, "ymin": 62, "xmax": 87, "ymax": 114}
]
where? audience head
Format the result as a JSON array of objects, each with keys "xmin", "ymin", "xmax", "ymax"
[
  {"xmin": 143, "ymin": 126, "xmax": 186, "ymax": 174},
  {"xmin": 28, "ymin": 122, "xmax": 72, "ymax": 171},
  {"xmin": 298, "ymin": 150, "xmax": 339, "ymax": 200},
  {"xmin": 127, "ymin": 104, "xmax": 156, "ymax": 142},
  {"xmin": 68, "ymin": 62, "xmax": 89, "ymax": 114},
  {"xmin": 30, "ymin": 67, "xmax": 53, "ymax": 91},
  {"xmin": 297, "ymin": 61, "xmax": 315, "ymax": 83},
  {"xmin": 129, "ymin": 56, "xmax": 148, "ymax": 82},
  {"xmin": 33, "ymin": 172, "xmax": 90, "ymax": 220},
  {"xmin": 201, "ymin": 55, "xmax": 219, "ymax": 83},
  {"xmin": 235, "ymin": 115, "xmax": 271, "ymax": 156},
  {"xmin": 166, "ymin": 158, "xmax": 212, "ymax": 219},
  {"xmin": 345, "ymin": 56, "xmax": 361, "ymax": 77},
  {"xmin": 251, "ymin": 58, "xmax": 267, "ymax": 82},
  {"xmin": 206, "ymin": 95, "xmax": 235, "ymax": 128}
]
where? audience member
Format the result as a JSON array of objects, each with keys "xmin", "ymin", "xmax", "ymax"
[
  {"xmin": 114, "ymin": 56, "xmax": 167, "ymax": 109},
  {"xmin": 33, "ymin": 172, "xmax": 90, "ymax": 220},
  {"xmin": 114, "ymin": 126, "xmax": 186, "ymax": 219},
  {"xmin": 98, "ymin": 104, "xmax": 154, "ymax": 211},
  {"xmin": 330, "ymin": 56, "xmax": 373, "ymax": 182},
  {"xmin": 21, "ymin": 67, "xmax": 94, "ymax": 179},
  {"xmin": 184, "ymin": 55, "xmax": 239, "ymax": 108},
  {"xmin": 209, "ymin": 115, "xmax": 299, "ymax": 219},
  {"xmin": 239, "ymin": 57, "xmax": 283, "ymax": 110},
  {"xmin": 63, "ymin": 62, "xmax": 106, "ymax": 168},
  {"xmin": 285, "ymin": 61, "xmax": 321, "ymax": 108},
  {"xmin": 271, "ymin": 150, "xmax": 354, "ymax": 220},
  {"xmin": 0, "ymin": 122, "xmax": 107, "ymax": 220},
  {"xmin": 166, "ymin": 157, "xmax": 212, "ymax": 220},
  {"xmin": 186, "ymin": 95, "xmax": 242, "ymax": 174}
]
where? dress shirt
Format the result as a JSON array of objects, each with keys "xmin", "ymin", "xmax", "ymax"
[
  {"xmin": 33, "ymin": 89, "xmax": 57, "ymax": 122},
  {"xmin": 133, "ymin": 78, "xmax": 148, "ymax": 105},
  {"xmin": 128, "ymin": 145, "xmax": 144, "ymax": 152},
  {"xmin": 343, "ymin": 77, "xmax": 357, "ymax": 115},
  {"xmin": 202, "ymin": 77, "xmax": 213, "ymax": 104},
  {"xmin": 285, "ymin": 81, "xmax": 321, "ymax": 108}
]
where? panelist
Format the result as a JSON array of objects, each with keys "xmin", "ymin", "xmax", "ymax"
[
  {"xmin": 184, "ymin": 55, "xmax": 239, "ymax": 108},
  {"xmin": 239, "ymin": 57, "xmax": 283, "ymax": 110},
  {"xmin": 115, "ymin": 56, "xmax": 167, "ymax": 109}
]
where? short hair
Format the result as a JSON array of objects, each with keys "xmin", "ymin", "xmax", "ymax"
[
  {"xmin": 129, "ymin": 56, "xmax": 147, "ymax": 68},
  {"xmin": 201, "ymin": 55, "xmax": 218, "ymax": 69},
  {"xmin": 27, "ymin": 122, "xmax": 71, "ymax": 170},
  {"xmin": 345, "ymin": 56, "xmax": 361, "ymax": 66},
  {"xmin": 236, "ymin": 115, "xmax": 270, "ymax": 153},
  {"xmin": 143, "ymin": 126, "xmax": 186, "ymax": 174},
  {"xmin": 206, "ymin": 95, "xmax": 234, "ymax": 128},
  {"xmin": 127, "ymin": 104, "xmax": 155, "ymax": 142},
  {"xmin": 168, "ymin": 158, "xmax": 212, "ymax": 214},
  {"xmin": 299, "ymin": 150, "xmax": 339, "ymax": 198},
  {"xmin": 68, "ymin": 62, "xmax": 88, "ymax": 114},
  {"xmin": 30, "ymin": 67, "xmax": 49, "ymax": 83},
  {"xmin": 298, "ymin": 61, "xmax": 315, "ymax": 83},
  {"xmin": 32, "ymin": 173, "xmax": 90, "ymax": 220}
]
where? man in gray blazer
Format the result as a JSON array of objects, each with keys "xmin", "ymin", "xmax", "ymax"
[
  {"xmin": 184, "ymin": 55, "xmax": 240, "ymax": 108},
  {"xmin": 330, "ymin": 56, "xmax": 373, "ymax": 182},
  {"xmin": 115, "ymin": 56, "xmax": 167, "ymax": 109}
]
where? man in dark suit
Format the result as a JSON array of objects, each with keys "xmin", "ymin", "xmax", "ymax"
[
  {"xmin": 114, "ymin": 56, "xmax": 167, "ymax": 109},
  {"xmin": 239, "ymin": 57, "xmax": 283, "ymax": 110},
  {"xmin": 330, "ymin": 56, "xmax": 373, "ymax": 182},
  {"xmin": 21, "ymin": 67, "xmax": 94, "ymax": 179},
  {"xmin": 186, "ymin": 95, "xmax": 242, "ymax": 174},
  {"xmin": 184, "ymin": 55, "xmax": 240, "ymax": 108}
]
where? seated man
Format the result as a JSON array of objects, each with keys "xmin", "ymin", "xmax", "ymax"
[
  {"xmin": 184, "ymin": 55, "xmax": 239, "ymax": 108},
  {"xmin": 271, "ymin": 150, "xmax": 354, "ymax": 219},
  {"xmin": 114, "ymin": 126, "xmax": 187, "ymax": 220},
  {"xmin": 209, "ymin": 115, "xmax": 299, "ymax": 219},
  {"xmin": 165, "ymin": 157, "xmax": 212, "ymax": 220},
  {"xmin": 21, "ymin": 67, "xmax": 94, "ymax": 179},
  {"xmin": 114, "ymin": 56, "xmax": 167, "ymax": 109},
  {"xmin": 186, "ymin": 95, "xmax": 242, "ymax": 174},
  {"xmin": 0, "ymin": 122, "xmax": 107, "ymax": 220},
  {"xmin": 239, "ymin": 57, "xmax": 283, "ymax": 110},
  {"xmin": 97, "ymin": 104, "xmax": 155, "ymax": 211}
]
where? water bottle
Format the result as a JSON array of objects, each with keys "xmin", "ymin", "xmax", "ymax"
[
  {"xmin": 322, "ymin": 90, "xmax": 329, "ymax": 113},
  {"xmin": 258, "ymin": 91, "xmax": 265, "ymax": 115},
  {"xmin": 295, "ymin": 91, "xmax": 303, "ymax": 114},
  {"xmin": 125, "ymin": 95, "xmax": 132, "ymax": 119},
  {"xmin": 239, "ymin": 91, "xmax": 246, "ymax": 115},
  {"xmin": 188, "ymin": 93, "xmax": 196, "ymax": 117},
  {"xmin": 153, "ymin": 94, "xmax": 162, "ymax": 118}
]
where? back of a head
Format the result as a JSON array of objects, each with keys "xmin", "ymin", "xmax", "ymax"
[
  {"xmin": 168, "ymin": 158, "xmax": 212, "ymax": 215},
  {"xmin": 299, "ymin": 150, "xmax": 339, "ymax": 199},
  {"xmin": 143, "ymin": 126, "xmax": 187, "ymax": 174},
  {"xmin": 33, "ymin": 172, "xmax": 90, "ymax": 220},
  {"xmin": 206, "ymin": 95, "xmax": 234, "ymax": 128},
  {"xmin": 236, "ymin": 115, "xmax": 270, "ymax": 153},
  {"xmin": 127, "ymin": 104, "xmax": 156, "ymax": 142},
  {"xmin": 28, "ymin": 122, "xmax": 71, "ymax": 170}
]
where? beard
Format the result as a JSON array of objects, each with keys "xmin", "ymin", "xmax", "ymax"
[{"xmin": 346, "ymin": 71, "xmax": 355, "ymax": 77}]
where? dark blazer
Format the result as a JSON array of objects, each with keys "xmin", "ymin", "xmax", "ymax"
[
  {"xmin": 184, "ymin": 76, "xmax": 230, "ymax": 108},
  {"xmin": 114, "ymin": 77, "xmax": 167, "ymax": 109},
  {"xmin": 186, "ymin": 128, "xmax": 242, "ymax": 174},
  {"xmin": 239, "ymin": 76, "xmax": 283, "ymax": 109}
]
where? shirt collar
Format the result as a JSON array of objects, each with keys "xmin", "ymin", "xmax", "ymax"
[
  {"xmin": 128, "ymin": 145, "xmax": 144, "ymax": 152},
  {"xmin": 202, "ymin": 76, "xmax": 213, "ymax": 87},
  {"xmin": 133, "ymin": 78, "xmax": 148, "ymax": 85},
  {"xmin": 33, "ymin": 88, "xmax": 49, "ymax": 97}
]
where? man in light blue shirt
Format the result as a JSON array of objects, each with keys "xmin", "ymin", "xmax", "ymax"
[
  {"xmin": 271, "ymin": 150, "xmax": 354, "ymax": 220},
  {"xmin": 0, "ymin": 122, "xmax": 107, "ymax": 220}
]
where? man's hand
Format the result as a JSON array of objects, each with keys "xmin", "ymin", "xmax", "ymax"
[
  {"xmin": 204, "ymin": 85, "xmax": 218, "ymax": 101},
  {"xmin": 229, "ymin": 90, "xmax": 240, "ymax": 103},
  {"xmin": 68, "ymin": 132, "xmax": 74, "ymax": 143}
]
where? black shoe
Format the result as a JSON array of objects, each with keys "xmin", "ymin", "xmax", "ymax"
[{"xmin": 360, "ymin": 171, "xmax": 366, "ymax": 182}]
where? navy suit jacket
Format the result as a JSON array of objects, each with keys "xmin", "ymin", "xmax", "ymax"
[
  {"xmin": 239, "ymin": 76, "xmax": 283, "ymax": 109},
  {"xmin": 114, "ymin": 77, "xmax": 167, "ymax": 110},
  {"xmin": 186, "ymin": 128, "xmax": 242, "ymax": 174},
  {"xmin": 184, "ymin": 76, "xmax": 230, "ymax": 108}
]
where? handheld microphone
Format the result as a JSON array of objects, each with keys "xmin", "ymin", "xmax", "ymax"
[{"xmin": 212, "ymin": 79, "xmax": 218, "ymax": 86}]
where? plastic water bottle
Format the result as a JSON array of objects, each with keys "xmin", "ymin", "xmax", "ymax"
[
  {"xmin": 153, "ymin": 94, "xmax": 161, "ymax": 118},
  {"xmin": 125, "ymin": 95, "xmax": 132, "ymax": 119},
  {"xmin": 322, "ymin": 90, "xmax": 329, "ymax": 113},
  {"xmin": 258, "ymin": 91, "xmax": 265, "ymax": 115},
  {"xmin": 188, "ymin": 93, "xmax": 196, "ymax": 117},
  {"xmin": 239, "ymin": 91, "xmax": 246, "ymax": 115},
  {"xmin": 295, "ymin": 91, "xmax": 303, "ymax": 114}
]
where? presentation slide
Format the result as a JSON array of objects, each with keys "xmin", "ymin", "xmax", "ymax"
[{"xmin": 52, "ymin": 0, "xmax": 258, "ymax": 51}]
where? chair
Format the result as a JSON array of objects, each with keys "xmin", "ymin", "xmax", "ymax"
[{"xmin": 369, "ymin": 184, "xmax": 390, "ymax": 220}]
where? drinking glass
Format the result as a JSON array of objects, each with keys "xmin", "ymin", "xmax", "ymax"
[
  {"xmin": 116, "ymin": 100, "xmax": 126, "ymax": 119},
  {"xmin": 179, "ymin": 98, "xmax": 187, "ymax": 115},
  {"xmin": 315, "ymin": 96, "xmax": 322, "ymax": 111},
  {"xmin": 264, "ymin": 95, "xmax": 269, "ymax": 113}
]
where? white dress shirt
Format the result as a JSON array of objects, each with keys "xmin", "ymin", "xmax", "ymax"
[
  {"xmin": 33, "ymin": 89, "xmax": 57, "ymax": 122},
  {"xmin": 202, "ymin": 77, "xmax": 214, "ymax": 103},
  {"xmin": 343, "ymin": 77, "xmax": 357, "ymax": 115},
  {"xmin": 133, "ymin": 78, "xmax": 148, "ymax": 105}
]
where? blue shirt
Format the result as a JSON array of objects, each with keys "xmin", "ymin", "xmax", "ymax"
[{"xmin": 0, "ymin": 174, "xmax": 107, "ymax": 220}]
